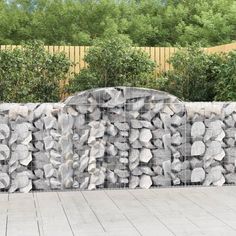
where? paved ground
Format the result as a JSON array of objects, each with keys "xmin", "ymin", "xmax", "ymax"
[{"xmin": 1, "ymin": 186, "xmax": 236, "ymax": 236}]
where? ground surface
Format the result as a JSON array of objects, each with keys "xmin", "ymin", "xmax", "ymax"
[{"xmin": 1, "ymin": 186, "xmax": 236, "ymax": 236}]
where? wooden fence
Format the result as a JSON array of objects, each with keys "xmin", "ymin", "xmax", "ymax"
[{"xmin": 1, "ymin": 42, "xmax": 235, "ymax": 76}]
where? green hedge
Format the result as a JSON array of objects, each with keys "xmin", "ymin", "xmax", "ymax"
[
  {"xmin": 0, "ymin": 41, "xmax": 71, "ymax": 103},
  {"xmin": 157, "ymin": 46, "xmax": 236, "ymax": 101}
]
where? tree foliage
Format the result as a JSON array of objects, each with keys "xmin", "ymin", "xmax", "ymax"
[
  {"xmin": 66, "ymin": 36, "xmax": 155, "ymax": 92},
  {"xmin": 0, "ymin": 0, "xmax": 235, "ymax": 46},
  {"xmin": 0, "ymin": 41, "xmax": 71, "ymax": 102}
]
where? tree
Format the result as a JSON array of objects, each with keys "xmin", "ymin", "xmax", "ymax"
[{"xmin": 0, "ymin": 0, "xmax": 235, "ymax": 46}]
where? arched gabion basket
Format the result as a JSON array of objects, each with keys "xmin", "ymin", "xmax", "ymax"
[{"xmin": 0, "ymin": 87, "xmax": 235, "ymax": 193}]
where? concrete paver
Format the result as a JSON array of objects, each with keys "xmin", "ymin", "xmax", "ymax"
[{"xmin": 1, "ymin": 186, "xmax": 236, "ymax": 236}]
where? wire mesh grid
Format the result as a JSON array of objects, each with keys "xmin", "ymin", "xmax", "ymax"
[{"xmin": 0, "ymin": 92, "xmax": 235, "ymax": 193}]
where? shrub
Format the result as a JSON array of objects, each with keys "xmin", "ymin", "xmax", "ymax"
[
  {"xmin": 214, "ymin": 51, "xmax": 236, "ymax": 101},
  {"xmin": 0, "ymin": 41, "xmax": 71, "ymax": 102},
  {"xmin": 66, "ymin": 36, "xmax": 155, "ymax": 93},
  {"xmin": 157, "ymin": 46, "xmax": 226, "ymax": 101}
]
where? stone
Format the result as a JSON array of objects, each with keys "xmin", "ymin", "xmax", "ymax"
[
  {"xmin": 191, "ymin": 167, "xmax": 205, "ymax": 183},
  {"xmin": 20, "ymin": 153, "xmax": 32, "ymax": 166},
  {"xmin": 129, "ymin": 129, "xmax": 139, "ymax": 143},
  {"xmin": 162, "ymin": 160, "xmax": 171, "ymax": 176},
  {"xmin": 129, "ymin": 158, "xmax": 139, "ymax": 170},
  {"xmin": 119, "ymin": 178, "xmax": 129, "ymax": 184},
  {"xmin": 204, "ymin": 141, "xmax": 225, "ymax": 161},
  {"xmin": 131, "ymin": 140, "xmax": 142, "ymax": 149},
  {"xmin": 139, "ymin": 175, "xmax": 152, "ymax": 189},
  {"xmin": 152, "ymin": 149, "xmax": 171, "ymax": 164},
  {"xmin": 171, "ymin": 159, "xmax": 182, "ymax": 173},
  {"xmin": 80, "ymin": 177, "xmax": 89, "ymax": 189},
  {"xmin": 106, "ymin": 143, "xmax": 118, "ymax": 156},
  {"xmin": 141, "ymin": 111, "xmax": 155, "ymax": 121},
  {"xmin": 0, "ymin": 144, "xmax": 10, "ymax": 160},
  {"xmin": 153, "ymin": 166, "xmax": 163, "ymax": 175},
  {"xmin": 153, "ymin": 139, "xmax": 163, "ymax": 148},
  {"xmin": 213, "ymin": 175, "xmax": 225, "ymax": 186},
  {"xmin": 90, "ymin": 141, "xmax": 105, "ymax": 158},
  {"xmin": 120, "ymin": 131, "xmax": 129, "ymax": 137},
  {"xmin": 114, "ymin": 141, "xmax": 130, "ymax": 151},
  {"xmin": 172, "ymin": 177, "xmax": 181, "ymax": 185},
  {"xmin": 152, "ymin": 175, "xmax": 171, "ymax": 186},
  {"xmin": 0, "ymin": 124, "xmax": 10, "ymax": 139},
  {"xmin": 224, "ymin": 164, "xmax": 235, "ymax": 173},
  {"xmin": 44, "ymin": 164, "xmax": 54, "ymax": 178},
  {"xmin": 129, "ymin": 176, "xmax": 139, "ymax": 189},
  {"xmin": 101, "ymin": 89, "xmax": 126, "ymax": 108},
  {"xmin": 33, "ymin": 179, "xmax": 50, "ymax": 190},
  {"xmin": 15, "ymin": 172, "xmax": 30, "ymax": 189},
  {"xmin": 225, "ymin": 173, "xmax": 236, "ymax": 184},
  {"xmin": 119, "ymin": 157, "xmax": 128, "ymax": 164},
  {"xmin": 191, "ymin": 121, "xmax": 205, "ymax": 137},
  {"xmin": 191, "ymin": 141, "xmax": 205, "ymax": 156},
  {"xmin": 43, "ymin": 136, "xmax": 54, "ymax": 150},
  {"xmin": 152, "ymin": 117, "xmax": 163, "ymax": 128},
  {"xmin": 140, "ymin": 166, "xmax": 154, "ymax": 176},
  {"xmin": 43, "ymin": 115, "xmax": 57, "ymax": 129},
  {"xmin": 34, "ymin": 169, "xmax": 44, "ymax": 179},
  {"xmin": 114, "ymin": 169, "xmax": 129, "ymax": 178},
  {"xmin": 225, "ymin": 128, "xmax": 236, "ymax": 138},
  {"xmin": 131, "ymin": 167, "xmax": 142, "ymax": 176},
  {"xmin": 107, "ymin": 170, "xmax": 117, "ymax": 184},
  {"xmin": 89, "ymin": 108, "xmax": 101, "ymax": 120},
  {"xmin": 162, "ymin": 133, "xmax": 171, "ymax": 149},
  {"xmin": 215, "ymin": 130, "xmax": 225, "ymax": 141},
  {"xmin": 0, "ymin": 173, "xmax": 10, "ymax": 189},
  {"xmin": 162, "ymin": 105, "xmax": 174, "ymax": 115},
  {"xmin": 114, "ymin": 122, "xmax": 129, "ymax": 131},
  {"xmin": 171, "ymin": 115, "xmax": 183, "ymax": 126},
  {"xmin": 50, "ymin": 178, "xmax": 61, "ymax": 189},
  {"xmin": 106, "ymin": 123, "xmax": 118, "ymax": 136},
  {"xmin": 224, "ymin": 116, "xmax": 235, "ymax": 127},
  {"xmin": 130, "ymin": 119, "xmax": 142, "ymax": 129},
  {"xmin": 171, "ymin": 132, "xmax": 182, "ymax": 146},
  {"xmin": 203, "ymin": 166, "xmax": 223, "ymax": 186},
  {"xmin": 152, "ymin": 129, "xmax": 170, "ymax": 139},
  {"xmin": 127, "ymin": 98, "xmax": 145, "ymax": 111},
  {"xmin": 160, "ymin": 113, "xmax": 171, "ymax": 129},
  {"xmin": 89, "ymin": 121, "xmax": 105, "ymax": 140},
  {"xmin": 140, "ymin": 120, "xmax": 154, "ymax": 129},
  {"xmin": 119, "ymin": 151, "xmax": 129, "ymax": 157},
  {"xmin": 224, "ymin": 103, "xmax": 236, "ymax": 116},
  {"xmin": 177, "ymin": 169, "xmax": 192, "ymax": 183},
  {"xmin": 79, "ymin": 150, "xmax": 89, "ymax": 172},
  {"xmin": 190, "ymin": 158, "xmax": 203, "ymax": 169},
  {"xmin": 140, "ymin": 148, "xmax": 152, "ymax": 163},
  {"xmin": 139, "ymin": 128, "xmax": 152, "ymax": 144},
  {"xmin": 225, "ymin": 138, "xmax": 235, "ymax": 147},
  {"xmin": 129, "ymin": 149, "xmax": 140, "ymax": 163},
  {"xmin": 9, "ymin": 105, "xmax": 28, "ymax": 119},
  {"xmin": 74, "ymin": 115, "xmax": 85, "ymax": 130}
]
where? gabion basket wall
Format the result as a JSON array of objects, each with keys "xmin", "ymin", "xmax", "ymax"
[{"xmin": 0, "ymin": 87, "xmax": 235, "ymax": 193}]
